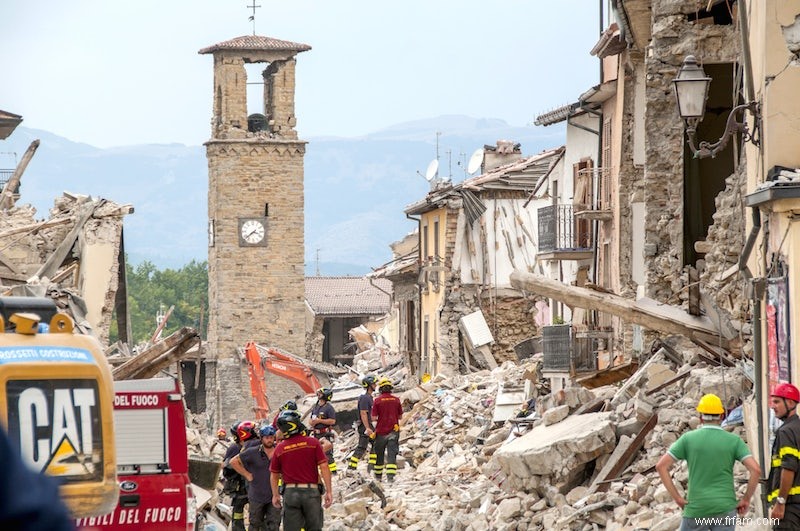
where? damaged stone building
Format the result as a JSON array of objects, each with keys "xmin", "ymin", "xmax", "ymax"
[
  {"xmin": 0, "ymin": 110, "xmax": 131, "ymax": 345},
  {"xmin": 403, "ymin": 144, "xmax": 566, "ymax": 377},
  {"xmin": 511, "ymin": 0, "xmax": 800, "ymax": 497}
]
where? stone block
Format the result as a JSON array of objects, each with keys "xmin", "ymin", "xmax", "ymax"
[
  {"xmin": 635, "ymin": 396, "xmax": 655, "ymax": 422},
  {"xmin": 615, "ymin": 417, "xmax": 645, "ymax": 438},
  {"xmin": 542, "ymin": 404, "xmax": 570, "ymax": 426},
  {"xmin": 494, "ymin": 497, "xmax": 521, "ymax": 521},
  {"xmin": 343, "ymin": 499, "xmax": 368, "ymax": 520},
  {"xmin": 493, "ymin": 412, "xmax": 616, "ymax": 493}
]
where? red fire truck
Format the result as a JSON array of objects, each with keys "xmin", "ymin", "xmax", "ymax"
[{"xmin": 76, "ymin": 377, "xmax": 197, "ymax": 531}]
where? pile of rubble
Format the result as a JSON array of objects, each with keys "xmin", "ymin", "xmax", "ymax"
[
  {"xmin": 182, "ymin": 338, "xmax": 757, "ymax": 531},
  {"xmin": 322, "ymin": 344, "xmax": 755, "ymax": 531}
]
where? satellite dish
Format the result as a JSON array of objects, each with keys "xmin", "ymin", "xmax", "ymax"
[
  {"xmin": 467, "ymin": 148, "xmax": 484, "ymax": 174},
  {"xmin": 424, "ymin": 159, "xmax": 439, "ymax": 182}
]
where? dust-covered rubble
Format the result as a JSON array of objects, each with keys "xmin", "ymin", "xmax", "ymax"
[{"xmin": 185, "ymin": 342, "xmax": 757, "ymax": 531}]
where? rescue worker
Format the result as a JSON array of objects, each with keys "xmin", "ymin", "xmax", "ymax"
[
  {"xmin": 223, "ymin": 420, "xmax": 259, "ymax": 531},
  {"xmin": 656, "ymin": 394, "xmax": 760, "ymax": 529},
  {"xmin": 371, "ymin": 377, "xmax": 404, "ymax": 482},
  {"xmin": 768, "ymin": 382, "xmax": 800, "ymax": 528},
  {"xmin": 230, "ymin": 425, "xmax": 281, "ymax": 531},
  {"xmin": 348, "ymin": 375, "xmax": 377, "ymax": 472},
  {"xmin": 270, "ymin": 410, "xmax": 333, "ymax": 531},
  {"xmin": 310, "ymin": 387, "xmax": 337, "ymax": 474},
  {"xmin": 210, "ymin": 427, "xmax": 230, "ymax": 455},
  {"xmin": 271, "ymin": 399, "xmax": 297, "ymax": 429}
]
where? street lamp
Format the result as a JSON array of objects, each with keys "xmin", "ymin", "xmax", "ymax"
[{"xmin": 673, "ymin": 55, "xmax": 760, "ymax": 159}]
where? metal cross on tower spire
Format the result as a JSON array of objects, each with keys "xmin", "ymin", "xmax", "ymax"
[{"xmin": 247, "ymin": 0, "xmax": 261, "ymax": 35}]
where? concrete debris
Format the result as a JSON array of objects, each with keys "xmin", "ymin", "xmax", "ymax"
[
  {"xmin": 0, "ymin": 191, "xmax": 131, "ymax": 343},
  {"xmin": 182, "ymin": 339, "xmax": 757, "ymax": 531}
]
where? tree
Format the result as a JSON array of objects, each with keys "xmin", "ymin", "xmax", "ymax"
[{"xmin": 111, "ymin": 259, "xmax": 208, "ymax": 345}]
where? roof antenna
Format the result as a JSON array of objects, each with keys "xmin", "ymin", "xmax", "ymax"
[{"xmin": 247, "ymin": 0, "xmax": 262, "ymax": 35}]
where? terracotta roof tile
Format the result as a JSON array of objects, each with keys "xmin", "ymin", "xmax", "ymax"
[
  {"xmin": 305, "ymin": 276, "xmax": 391, "ymax": 316},
  {"xmin": 199, "ymin": 35, "xmax": 311, "ymax": 54}
]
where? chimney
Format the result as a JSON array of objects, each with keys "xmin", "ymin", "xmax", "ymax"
[{"xmin": 483, "ymin": 140, "xmax": 522, "ymax": 172}]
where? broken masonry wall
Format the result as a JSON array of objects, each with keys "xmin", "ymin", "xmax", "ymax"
[
  {"xmin": 305, "ymin": 314, "xmax": 324, "ymax": 362},
  {"xmin": 390, "ymin": 275, "xmax": 420, "ymax": 376},
  {"xmin": 697, "ymin": 164, "xmax": 748, "ymax": 325},
  {"xmin": 79, "ymin": 203, "xmax": 127, "ymax": 345},
  {"xmin": 643, "ymin": 0, "xmax": 739, "ymax": 303},
  {"xmin": 438, "ymin": 281, "xmax": 539, "ymax": 370}
]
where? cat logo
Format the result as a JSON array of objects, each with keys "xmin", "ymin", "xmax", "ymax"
[
  {"xmin": 6, "ymin": 379, "xmax": 103, "ymax": 482},
  {"xmin": 45, "ymin": 433, "xmax": 95, "ymax": 476}
]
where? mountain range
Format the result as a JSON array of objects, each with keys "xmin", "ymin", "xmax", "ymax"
[{"xmin": 0, "ymin": 116, "xmax": 565, "ymax": 275}]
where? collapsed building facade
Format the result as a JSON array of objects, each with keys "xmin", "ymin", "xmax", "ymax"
[
  {"xmin": 402, "ymin": 144, "xmax": 568, "ymax": 378},
  {"xmin": 0, "ymin": 110, "xmax": 131, "ymax": 345}
]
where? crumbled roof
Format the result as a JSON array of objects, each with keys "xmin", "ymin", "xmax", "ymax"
[
  {"xmin": 198, "ymin": 35, "xmax": 311, "ymax": 55},
  {"xmin": 305, "ymin": 276, "xmax": 392, "ymax": 316},
  {"xmin": 534, "ymin": 103, "xmax": 578, "ymax": 126},
  {"xmin": 0, "ymin": 110, "xmax": 23, "ymax": 140},
  {"xmin": 404, "ymin": 147, "xmax": 566, "ymax": 215},
  {"xmin": 370, "ymin": 252, "xmax": 418, "ymax": 279}
]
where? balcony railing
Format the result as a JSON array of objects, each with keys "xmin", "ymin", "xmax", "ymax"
[
  {"xmin": 0, "ymin": 169, "xmax": 13, "ymax": 190},
  {"xmin": 537, "ymin": 204, "xmax": 592, "ymax": 254}
]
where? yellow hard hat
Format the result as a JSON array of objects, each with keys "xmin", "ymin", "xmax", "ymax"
[
  {"xmin": 696, "ymin": 394, "xmax": 725, "ymax": 415},
  {"xmin": 377, "ymin": 377, "xmax": 393, "ymax": 390}
]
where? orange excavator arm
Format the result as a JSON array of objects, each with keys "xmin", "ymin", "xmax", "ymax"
[
  {"xmin": 244, "ymin": 342, "xmax": 323, "ymax": 419},
  {"xmin": 262, "ymin": 355, "xmax": 322, "ymax": 395},
  {"xmin": 244, "ymin": 341, "xmax": 270, "ymax": 420}
]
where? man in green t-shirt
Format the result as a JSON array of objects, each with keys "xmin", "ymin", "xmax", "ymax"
[{"xmin": 656, "ymin": 394, "xmax": 761, "ymax": 530}]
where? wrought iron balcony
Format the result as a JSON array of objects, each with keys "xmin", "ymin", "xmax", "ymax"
[{"xmin": 537, "ymin": 204, "xmax": 593, "ymax": 260}]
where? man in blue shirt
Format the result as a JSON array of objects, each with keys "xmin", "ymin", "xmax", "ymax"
[{"xmin": 231, "ymin": 425, "xmax": 281, "ymax": 531}]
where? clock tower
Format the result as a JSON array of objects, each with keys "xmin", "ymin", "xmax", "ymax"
[{"xmin": 199, "ymin": 35, "xmax": 310, "ymax": 423}]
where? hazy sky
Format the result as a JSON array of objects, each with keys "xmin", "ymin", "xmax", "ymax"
[{"xmin": 1, "ymin": 1, "xmax": 601, "ymax": 148}]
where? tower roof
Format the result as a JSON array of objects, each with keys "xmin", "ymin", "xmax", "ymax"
[{"xmin": 198, "ymin": 35, "xmax": 311, "ymax": 55}]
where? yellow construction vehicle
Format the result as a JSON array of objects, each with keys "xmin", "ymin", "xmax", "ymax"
[{"xmin": 0, "ymin": 297, "xmax": 117, "ymax": 518}]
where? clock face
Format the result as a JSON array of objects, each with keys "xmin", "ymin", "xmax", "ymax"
[{"xmin": 240, "ymin": 219, "xmax": 265, "ymax": 245}]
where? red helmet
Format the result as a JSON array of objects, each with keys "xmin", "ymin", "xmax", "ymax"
[
  {"xmin": 772, "ymin": 383, "xmax": 800, "ymax": 402},
  {"xmin": 236, "ymin": 420, "xmax": 257, "ymax": 442}
]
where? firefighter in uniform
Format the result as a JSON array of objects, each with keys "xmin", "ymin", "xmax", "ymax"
[
  {"xmin": 271, "ymin": 400, "xmax": 297, "ymax": 429},
  {"xmin": 230, "ymin": 425, "xmax": 281, "ymax": 531},
  {"xmin": 270, "ymin": 410, "xmax": 333, "ymax": 531},
  {"xmin": 768, "ymin": 382, "xmax": 800, "ymax": 529},
  {"xmin": 223, "ymin": 420, "xmax": 259, "ymax": 531},
  {"xmin": 348, "ymin": 375, "xmax": 377, "ymax": 472},
  {"xmin": 310, "ymin": 387, "xmax": 337, "ymax": 474},
  {"xmin": 371, "ymin": 377, "xmax": 404, "ymax": 482}
]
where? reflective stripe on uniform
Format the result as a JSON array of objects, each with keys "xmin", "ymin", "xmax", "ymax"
[
  {"xmin": 780, "ymin": 446, "xmax": 800, "ymax": 460},
  {"xmin": 386, "ymin": 463, "xmax": 397, "ymax": 476},
  {"xmin": 772, "ymin": 446, "xmax": 800, "ymax": 468},
  {"xmin": 767, "ymin": 486, "xmax": 800, "ymax": 502},
  {"xmin": 348, "ymin": 456, "xmax": 359, "ymax": 469},
  {"xmin": 368, "ymin": 453, "xmax": 377, "ymax": 464}
]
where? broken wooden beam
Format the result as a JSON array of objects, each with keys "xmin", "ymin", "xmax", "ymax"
[
  {"xmin": 692, "ymin": 337, "xmax": 739, "ymax": 363},
  {"xmin": 509, "ymin": 271, "xmax": 732, "ymax": 345},
  {"xmin": 589, "ymin": 413, "xmax": 658, "ymax": 493},
  {"xmin": 0, "ymin": 139, "xmax": 39, "ymax": 210},
  {"xmin": 113, "ymin": 327, "xmax": 197, "ymax": 380},
  {"xmin": 574, "ymin": 360, "xmax": 639, "ymax": 389},
  {"xmin": 135, "ymin": 335, "xmax": 201, "ymax": 379},
  {"xmin": 644, "ymin": 369, "xmax": 692, "ymax": 396}
]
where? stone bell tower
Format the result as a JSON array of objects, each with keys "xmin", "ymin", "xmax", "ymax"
[{"xmin": 199, "ymin": 35, "xmax": 310, "ymax": 423}]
